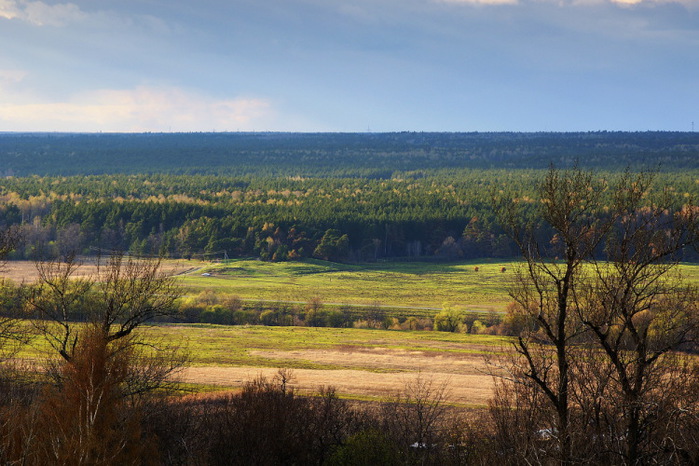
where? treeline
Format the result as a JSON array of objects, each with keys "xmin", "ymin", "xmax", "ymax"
[
  {"xmin": 173, "ymin": 291, "xmax": 510, "ymax": 334},
  {"xmin": 0, "ymin": 275, "xmax": 520, "ymax": 335},
  {"xmin": 2, "ymin": 131, "xmax": 699, "ymax": 177},
  {"xmin": 2, "ymin": 131, "xmax": 699, "ymax": 262},
  {"xmin": 2, "ymin": 171, "xmax": 698, "ymax": 261}
]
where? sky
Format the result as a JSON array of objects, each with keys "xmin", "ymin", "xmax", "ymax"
[{"xmin": 0, "ymin": 0, "xmax": 698, "ymax": 132}]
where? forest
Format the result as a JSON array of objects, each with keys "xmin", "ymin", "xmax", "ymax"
[
  {"xmin": 2, "ymin": 131, "xmax": 699, "ymax": 176},
  {"xmin": 1, "ymin": 132, "xmax": 698, "ymax": 262},
  {"xmin": 0, "ymin": 133, "xmax": 698, "ymax": 463}
]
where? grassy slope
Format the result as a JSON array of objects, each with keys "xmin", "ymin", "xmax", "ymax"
[
  {"xmin": 178, "ymin": 258, "xmax": 520, "ymax": 312},
  {"xmin": 178, "ymin": 258, "xmax": 699, "ymax": 313}
]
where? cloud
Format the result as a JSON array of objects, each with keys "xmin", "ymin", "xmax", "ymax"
[
  {"xmin": 0, "ymin": 0, "xmax": 20, "ymax": 19},
  {"xmin": 626, "ymin": 0, "xmax": 699, "ymax": 4},
  {"xmin": 604, "ymin": 0, "xmax": 699, "ymax": 6},
  {"xmin": 567, "ymin": 0, "xmax": 698, "ymax": 5},
  {"xmin": 23, "ymin": 0, "xmax": 85, "ymax": 26},
  {"xmin": 0, "ymin": 86, "xmax": 275, "ymax": 132},
  {"xmin": 0, "ymin": 0, "xmax": 86, "ymax": 26}
]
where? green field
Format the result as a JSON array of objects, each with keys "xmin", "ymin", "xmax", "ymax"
[
  {"xmin": 178, "ymin": 258, "xmax": 699, "ymax": 314},
  {"xmin": 139, "ymin": 324, "xmax": 507, "ymax": 369},
  {"xmin": 178, "ymin": 258, "xmax": 521, "ymax": 312},
  {"xmin": 17, "ymin": 323, "xmax": 498, "ymax": 367},
  {"xmin": 16, "ymin": 323, "xmax": 505, "ymax": 403}
]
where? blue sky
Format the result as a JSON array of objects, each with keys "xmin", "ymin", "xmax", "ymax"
[{"xmin": 1, "ymin": 0, "xmax": 698, "ymax": 132}]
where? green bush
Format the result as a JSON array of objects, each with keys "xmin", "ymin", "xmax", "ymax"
[{"xmin": 434, "ymin": 309, "xmax": 464, "ymax": 332}]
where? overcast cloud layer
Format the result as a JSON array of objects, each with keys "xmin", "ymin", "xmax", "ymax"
[{"xmin": 0, "ymin": 0, "xmax": 698, "ymax": 132}]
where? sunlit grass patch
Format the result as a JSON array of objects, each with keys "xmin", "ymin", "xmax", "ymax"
[
  {"xmin": 137, "ymin": 324, "xmax": 508, "ymax": 371},
  {"xmin": 179, "ymin": 258, "xmax": 520, "ymax": 311},
  {"xmin": 178, "ymin": 258, "xmax": 699, "ymax": 315}
]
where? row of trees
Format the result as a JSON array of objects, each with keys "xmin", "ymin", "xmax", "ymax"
[
  {"xmin": 174, "ymin": 291, "xmax": 509, "ymax": 333},
  {"xmin": 0, "ymin": 170, "xmax": 520, "ymax": 261}
]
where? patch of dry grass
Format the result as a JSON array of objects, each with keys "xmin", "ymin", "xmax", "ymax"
[
  {"xmin": 147, "ymin": 324, "xmax": 502, "ymax": 406},
  {"xmin": 178, "ymin": 366, "xmax": 493, "ymax": 406},
  {"xmin": 0, "ymin": 259, "xmax": 194, "ymax": 283}
]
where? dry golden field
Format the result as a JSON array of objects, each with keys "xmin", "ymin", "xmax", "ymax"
[{"xmin": 181, "ymin": 362, "xmax": 493, "ymax": 406}]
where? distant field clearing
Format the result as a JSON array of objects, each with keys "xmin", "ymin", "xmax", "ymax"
[
  {"xmin": 179, "ymin": 258, "xmax": 520, "ymax": 312},
  {"xmin": 178, "ymin": 258, "xmax": 699, "ymax": 312},
  {"xmin": 5, "ymin": 258, "xmax": 699, "ymax": 313},
  {"xmin": 14, "ymin": 324, "xmax": 504, "ymax": 406},
  {"xmin": 180, "ymin": 366, "xmax": 494, "ymax": 406}
]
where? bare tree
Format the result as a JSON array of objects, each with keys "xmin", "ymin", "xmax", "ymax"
[
  {"xmin": 0, "ymin": 226, "xmax": 28, "ymax": 397},
  {"xmin": 26, "ymin": 251, "xmax": 187, "ymax": 405},
  {"xmin": 0, "ymin": 226, "xmax": 25, "ymax": 360},
  {"xmin": 493, "ymin": 166, "xmax": 641, "ymax": 462},
  {"xmin": 492, "ymin": 167, "xmax": 699, "ymax": 463},
  {"xmin": 578, "ymin": 195, "xmax": 699, "ymax": 463},
  {"xmin": 28, "ymin": 254, "xmax": 91, "ymax": 361},
  {"xmin": 8, "ymin": 252, "xmax": 187, "ymax": 463},
  {"xmin": 27, "ymin": 327, "xmax": 154, "ymax": 465},
  {"xmin": 380, "ymin": 373, "xmax": 451, "ymax": 464},
  {"xmin": 28, "ymin": 252, "xmax": 180, "ymax": 362},
  {"xmin": 0, "ymin": 227, "xmax": 17, "ymax": 265}
]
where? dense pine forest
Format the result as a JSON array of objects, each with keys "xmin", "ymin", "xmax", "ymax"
[{"xmin": 1, "ymin": 131, "xmax": 698, "ymax": 261}]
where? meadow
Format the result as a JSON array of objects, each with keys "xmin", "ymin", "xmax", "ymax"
[
  {"xmin": 0, "ymin": 257, "xmax": 530, "ymax": 406},
  {"xmin": 3, "ymin": 257, "xmax": 516, "ymax": 312},
  {"xmin": 179, "ymin": 258, "xmax": 699, "ymax": 313},
  {"xmin": 135, "ymin": 258, "xmax": 699, "ymax": 405},
  {"xmin": 8, "ymin": 257, "xmax": 699, "ymax": 407},
  {"xmin": 7, "ymin": 257, "xmax": 699, "ymax": 315},
  {"xmin": 15, "ymin": 322, "xmax": 505, "ymax": 406},
  {"xmin": 179, "ymin": 258, "xmax": 521, "ymax": 313}
]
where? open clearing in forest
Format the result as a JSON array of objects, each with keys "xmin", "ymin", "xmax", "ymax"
[
  {"xmin": 179, "ymin": 258, "xmax": 521, "ymax": 312},
  {"xmin": 7, "ymin": 259, "xmax": 699, "ymax": 406},
  {"xmin": 7, "ymin": 258, "xmax": 699, "ymax": 314},
  {"xmin": 13, "ymin": 324, "xmax": 504, "ymax": 406},
  {"xmin": 1, "ymin": 258, "xmax": 516, "ymax": 312},
  {"xmin": 179, "ymin": 259, "xmax": 699, "ymax": 313}
]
